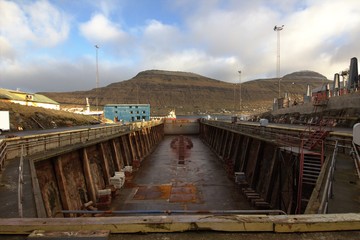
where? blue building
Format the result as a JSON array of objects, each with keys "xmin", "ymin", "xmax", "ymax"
[{"xmin": 104, "ymin": 104, "xmax": 150, "ymax": 123}]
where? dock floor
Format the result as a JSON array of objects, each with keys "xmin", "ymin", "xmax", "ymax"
[{"xmin": 111, "ymin": 135, "xmax": 252, "ymax": 212}]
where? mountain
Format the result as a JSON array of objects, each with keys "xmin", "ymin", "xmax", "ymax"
[{"xmin": 40, "ymin": 70, "xmax": 329, "ymax": 115}]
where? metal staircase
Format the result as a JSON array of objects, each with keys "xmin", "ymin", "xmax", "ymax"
[
  {"xmin": 296, "ymin": 141, "xmax": 324, "ymax": 214},
  {"xmin": 302, "ymin": 152, "xmax": 322, "ymax": 185},
  {"xmin": 303, "ymin": 130, "xmax": 329, "ymax": 150},
  {"xmin": 296, "ymin": 85, "xmax": 329, "ymax": 213}
]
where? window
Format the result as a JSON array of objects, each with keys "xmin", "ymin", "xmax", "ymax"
[
  {"xmin": 137, "ymin": 116, "xmax": 141, "ymax": 120},
  {"xmin": 130, "ymin": 111, "xmax": 133, "ymax": 114},
  {"xmin": 135, "ymin": 106, "xmax": 138, "ymax": 108},
  {"xmin": 142, "ymin": 111, "xmax": 146, "ymax": 114},
  {"xmin": 137, "ymin": 111, "xmax": 139, "ymax": 114},
  {"xmin": 26, "ymin": 94, "xmax": 34, "ymax": 100},
  {"xmin": 115, "ymin": 111, "xmax": 118, "ymax": 114}
]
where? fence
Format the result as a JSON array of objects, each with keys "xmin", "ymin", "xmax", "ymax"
[
  {"xmin": 0, "ymin": 140, "xmax": 6, "ymax": 170},
  {"xmin": 202, "ymin": 120, "xmax": 353, "ymax": 150},
  {"xmin": 4, "ymin": 120, "xmax": 162, "ymax": 160},
  {"xmin": 318, "ymin": 140, "xmax": 339, "ymax": 214}
]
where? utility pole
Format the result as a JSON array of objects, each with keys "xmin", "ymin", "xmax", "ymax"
[
  {"xmin": 238, "ymin": 70, "xmax": 242, "ymax": 112},
  {"xmin": 233, "ymin": 82, "xmax": 236, "ymax": 113},
  {"xmin": 274, "ymin": 25, "xmax": 284, "ymax": 98},
  {"xmin": 95, "ymin": 45, "xmax": 100, "ymax": 111}
]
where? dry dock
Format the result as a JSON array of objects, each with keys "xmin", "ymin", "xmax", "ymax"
[{"xmin": 112, "ymin": 135, "xmax": 253, "ymax": 212}]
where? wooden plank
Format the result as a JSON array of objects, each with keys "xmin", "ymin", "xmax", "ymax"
[
  {"xmin": 99, "ymin": 143, "xmax": 111, "ymax": 185},
  {"xmin": 29, "ymin": 159, "xmax": 47, "ymax": 218},
  {"xmin": 27, "ymin": 230, "xmax": 110, "ymax": 239},
  {"xmin": 0, "ymin": 214, "xmax": 359, "ymax": 234},
  {"xmin": 82, "ymin": 149, "xmax": 97, "ymax": 203}
]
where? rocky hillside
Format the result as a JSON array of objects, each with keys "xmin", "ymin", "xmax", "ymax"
[
  {"xmin": 40, "ymin": 70, "xmax": 329, "ymax": 115},
  {"xmin": 0, "ymin": 101, "xmax": 98, "ymax": 133}
]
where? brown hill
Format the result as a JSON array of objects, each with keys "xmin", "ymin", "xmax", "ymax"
[
  {"xmin": 40, "ymin": 70, "xmax": 329, "ymax": 115},
  {"xmin": 0, "ymin": 101, "xmax": 97, "ymax": 132}
]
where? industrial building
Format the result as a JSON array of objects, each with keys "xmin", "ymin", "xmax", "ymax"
[
  {"xmin": 0, "ymin": 88, "xmax": 60, "ymax": 110},
  {"xmin": 103, "ymin": 104, "xmax": 150, "ymax": 123}
]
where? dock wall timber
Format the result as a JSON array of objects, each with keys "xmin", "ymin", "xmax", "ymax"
[
  {"xmin": 32, "ymin": 123, "xmax": 164, "ymax": 217},
  {"xmin": 199, "ymin": 121, "xmax": 299, "ymax": 213}
]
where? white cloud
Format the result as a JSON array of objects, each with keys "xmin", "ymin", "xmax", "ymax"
[
  {"xmin": 2, "ymin": 0, "xmax": 360, "ymax": 92},
  {"xmin": 0, "ymin": 0, "xmax": 69, "ymax": 48},
  {"xmin": 79, "ymin": 14, "xmax": 129, "ymax": 44},
  {"xmin": 24, "ymin": 0, "xmax": 70, "ymax": 47}
]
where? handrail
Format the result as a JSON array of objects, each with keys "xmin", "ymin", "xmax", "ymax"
[
  {"xmin": 202, "ymin": 120, "xmax": 353, "ymax": 150},
  {"xmin": 0, "ymin": 140, "xmax": 7, "ymax": 170},
  {"xmin": 296, "ymin": 139, "xmax": 305, "ymax": 214},
  {"xmin": 18, "ymin": 145, "xmax": 24, "ymax": 218},
  {"xmin": 318, "ymin": 140, "xmax": 339, "ymax": 214},
  {"xmin": 351, "ymin": 141, "xmax": 360, "ymax": 179},
  {"xmin": 60, "ymin": 209, "xmax": 287, "ymax": 216},
  {"xmin": 4, "ymin": 120, "xmax": 163, "ymax": 160}
]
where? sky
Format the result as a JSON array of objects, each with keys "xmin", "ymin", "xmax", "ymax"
[{"xmin": 1, "ymin": 0, "xmax": 360, "ymax": 93}]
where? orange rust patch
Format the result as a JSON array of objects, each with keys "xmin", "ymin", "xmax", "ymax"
[
  {"xmin": 169, "ymin": 183, "xmax": 197, "ymax": 203},
  {"xmin": 132, "ymin": 185, "xmax": 171, "ymax": 200}
]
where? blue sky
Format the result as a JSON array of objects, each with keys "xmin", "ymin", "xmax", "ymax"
[{"xmin": 1, "ymin": 0, "xmax": 360, "ymax": 92}]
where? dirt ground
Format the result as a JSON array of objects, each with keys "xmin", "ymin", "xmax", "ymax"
[{"xmin": 0, "ymin": 101, "xmax": 98, "ymax": 133}]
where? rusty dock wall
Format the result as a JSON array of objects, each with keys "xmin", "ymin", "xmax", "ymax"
[
  {"xmin": 199, "ymin": 120, "xmax": 301, "ymax": 213},
  {"xmin": 28, "ymin": 122, "xmax": 164, "ymax": 218}
]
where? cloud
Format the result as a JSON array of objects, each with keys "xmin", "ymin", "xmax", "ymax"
[
  {"xmin": 79, "ymin": 14, "xmax": 129, "ymax": 44},
  {"xmin": 23, "ymin": 0, "xmax": 70, "ymax": 47},
  {"xmin": 0, "ymin": 0, "xmax": 70, "ymax": 66},
  {"xmin": 0, "ymin": 56, "xmax": 133, "ymax": 93},
  {"xmin": 0, "ymin": 0, "xmax": 69, "ymax": 48},
  {"xmin": 2, "ymin": 0, "xmax": 360, "ymax": 93}
]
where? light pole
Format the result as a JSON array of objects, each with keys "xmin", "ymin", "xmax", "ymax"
[
  {"xmin": 233, "ymin": 82, "xmax": 236, "ymax": 113},
  {"xmin": 95, "ymin": 45, "xmax": 100, "ymax": 111},
  {"xmin": 238, "ymin": 70, "xmax": 242, "ymax": 112},
  {"xmin": 274, "ymin": 25, "xmax": 284, "ymax": 98}
]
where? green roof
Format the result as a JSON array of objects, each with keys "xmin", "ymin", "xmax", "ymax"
[
  {"xmin": 0, "ymin": 88, "xmax": 59, "ymax": 105},
  {"xmin": 33, "ymin": 94, "xmax": 59, "ymax": 105}
]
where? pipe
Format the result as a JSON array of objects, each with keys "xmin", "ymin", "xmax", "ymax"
[{"xmin": 60, "ymin": 209, "xmax": 286, "ymax": 215}]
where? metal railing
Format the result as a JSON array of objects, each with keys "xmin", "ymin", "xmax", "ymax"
[
  {"xmin": 18, "ymin": 145, "xmax": 24, "ymax": 218},
  {"xmin": 351, "ymin": 141, "xmax": 360, "ymax": 179},
  {"xmin": 318, "ymin": 140, "xmax": 339, "ymax": 214},
  {"xmin": 60, "ymin": 209, "xmax": 287, "ymax": 216},
  {"xmin": 4, "ymin": 120, "xmax": 162, "ymax": 160},
  {"xmin": 204, "ymin": 120, "xmax": 304, "ymax": 147},
  {"xmin": 202, "ymin": 120, "xmax": 353, "ymax": 150},
  {"xmin": 0, "ymin": 140, "xmax": 7, "ymax": 170}
]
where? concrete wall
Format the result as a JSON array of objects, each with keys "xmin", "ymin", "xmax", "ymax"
[
  {"xmin": 34, "ymin": 123, "xmax": 164, "ymax": 217},
  {"xmin": 164, "ymin": 119, "xmax": 200, "ymax": 135}
]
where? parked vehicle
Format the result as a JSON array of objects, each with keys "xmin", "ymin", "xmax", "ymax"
[
  {"xmin": 259, "ymin": 118, "xmax": 269, "ymax": 127},
  {"xmin": 0, "ymin": 111, "xmax": 10, "ymax": 134}
]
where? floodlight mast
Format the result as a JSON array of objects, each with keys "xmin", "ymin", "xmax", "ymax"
[
  {"xmin": 274, "ymin": 25, "xmax": 284, "ymax": 98},
  {"xmin": 238, "ymin": 70, "xmax": 242, "ymax": 112},
  {"xmin": 95, "ymin": 45, "xmax": 100, "ymax": 111}
]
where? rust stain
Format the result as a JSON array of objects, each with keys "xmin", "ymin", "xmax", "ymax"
[
  {"xmin": 132, "ymin": 185, "xmax": 172, "ymax": 200},
  {"xmin": 170, "ymin": 136, "xmax": 193, "ymax": 162},
  {"xmin": 169, "ymin": 183, "xmax": 197, "ymax": 203},
  {"xmin": 131, "ymin": 183, "xmax": 198, "ymax": 203}
]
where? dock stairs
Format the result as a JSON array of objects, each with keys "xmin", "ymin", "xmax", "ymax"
[
  {"xmin": 303, "ymin": 130, "xmax": 329, "ymax": 150},
  {"xmin": 302, "ymin": 152, "xmax": 322, "ymax": 185}
]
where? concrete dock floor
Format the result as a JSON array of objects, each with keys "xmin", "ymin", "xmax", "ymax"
[
  {"xmin": 328, "ymin": 152, "xmax": 360, "ymax": 213},
  {"xmin": 111, "ymin": 135, "xmax": 252, "ymax": 212}
]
